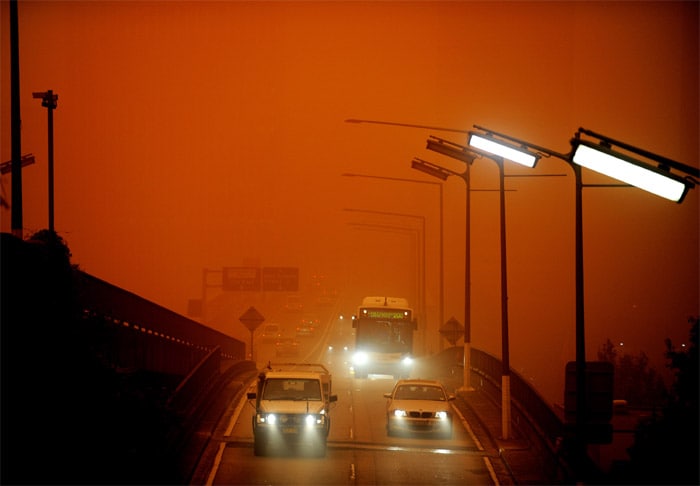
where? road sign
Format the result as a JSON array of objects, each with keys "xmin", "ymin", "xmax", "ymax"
[
  {"xmin": 239, "ymin": 306, "xmax": 265, "ymax": 331},
  {"xmin": 439, "ymin": 317, "xmax": 464, "ymax": 346},
  {"xmin": 223, "ymin": 267, "xmax": 261, "ymax": 291},
  {"xmin": 262, "ymin": 266, "xmax": 299, "ymax": 291}
]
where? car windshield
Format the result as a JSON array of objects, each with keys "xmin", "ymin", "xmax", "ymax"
[
  {"xmin": 394, "ymin": 385, "xmax": 446, "ymax": 401},
  {"xmin": 262, "ymin": 378, "xmax": 322, "ymax": 401}
]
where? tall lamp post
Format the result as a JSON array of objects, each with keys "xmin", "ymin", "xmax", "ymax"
[
  {"xmin": 421, "ymin": 135, "xmax": 538, "ymax": 440},
  {"xmin": 467, "ymin": 124, "xmax": 698, "ymax": 465},
  {"xmin": 410, "ymin": 157, "xmax": 475, "ymax": 389},
  {"xmin": 342, "ymin": 172, "xmax": 444, "ymax": 350},
  {"xmin": 33, "ymin": 90, "xmax": 58, "ymax": 233}
]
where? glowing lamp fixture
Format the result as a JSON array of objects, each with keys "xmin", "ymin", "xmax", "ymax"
[
  {"xmin": 468, "ymin": 132, "xmax": 539, "ymax": 168},
  {"xmin": 571, "ymin": 128, "xmax": 697, "ymax": 203},
  {"xmin": 572, "ymin": 139, "xmax": 691, "ymax": 203}
]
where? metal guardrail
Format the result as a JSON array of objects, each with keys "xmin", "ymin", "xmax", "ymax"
[
  {"xmin": 76, "ymin": 271, "xmax": 245, "ymax": 361},
  {"xmin": 470, "ymin": 347, "xmax": 572, "ymax": 481},
  {"xmin": 471, "ymin": 347, "xmax": 565, "ymax": 444},
  {"xmin": 471, "ymin": 348, "xmax": 565, "ymax": 444},
  {"xmin": 74, "ymin": 270, "xmax": 249, "ymax": 413}
]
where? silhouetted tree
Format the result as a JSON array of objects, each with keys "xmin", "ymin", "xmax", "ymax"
[
  {"xmin": 597, "ymin": 339, "xmax": 666, "ymax": 407},
  {"xmin": 624, "ymin": 317, "xmax": 699, "ymax": 485}
]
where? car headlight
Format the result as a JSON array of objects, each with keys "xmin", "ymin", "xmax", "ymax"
[
  {"xmin": 305, "ymin": 414, "xmax": 325, "ymax": 426},
  {"xmin": 435, "ymin": 411, "xmax": 448, "ymax": 420},
  {"xmin": 353, "ymin": 351, "xmax": 369, "ymax": 365},
  {"xmin": 401, "ymin": 356, "xmax": 414, "ymax": 366},
  {"xmin": 393, "ymin": 409, "xmax": 407, "ymax": 417}
]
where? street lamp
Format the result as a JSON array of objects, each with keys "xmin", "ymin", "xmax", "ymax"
[
  {"xmin": 411, "ymin": 155, "xmax": 477, "ymax": 392},
  {"xmin": 425, "ymin": 135, "xmax": 538, "ymax": 440},
  {"xmin": 571, "ymin": 128, "xmax": 697, "ymax": 203},
  {"xmin": 33, "ymin": 90, "xmax": 58, "ymax": 232},
  {"xmin": 467, "ymin": 124, "xmax": 698, "ymax": 463},
  {"xmin": 342, "ymin": 173, "xmax": 445, "ymax": 352}
]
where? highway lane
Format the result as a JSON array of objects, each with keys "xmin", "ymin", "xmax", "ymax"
[{"xmin": 200, "ymin": 306, "xmax": 500, "ymax": 485}]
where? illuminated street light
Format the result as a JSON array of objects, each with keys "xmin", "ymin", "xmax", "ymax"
[
  {"xmin": 571, "ymin": 128, "xmax": 697, "ymax": 203},
  {"xmin": 469, "ymin": 123, "xmax": 697, "ymax": 465},
  {"xmin": 426, "ymin": 135, "xmax": 526, "ymax": 440},
  {"xmin": 468, "ymin": 131, "xmax": 540, "ymax": 168}
]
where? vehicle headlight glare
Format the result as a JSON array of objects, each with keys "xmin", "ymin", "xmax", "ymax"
[
  {"xmin": 402, "ymin": 356, "xmax": 413, "ymax": 366},
  {"xmin": 435, "ymin": 411, "xmax": 448, "ymax": 420},
  {"xmin": 305, "ymin": 414, "xmax": 315, "ymax": 426},
  {"xmin": 266, "ymin": 414, "xmax": 277, "ymax": 424},
  {"xmin": 353, "ymin": 351, "xmax": 369, "ymax": 365},
  {"xmin": 393, "ymin": 409, "xmax": 407, "ymax": 417}
]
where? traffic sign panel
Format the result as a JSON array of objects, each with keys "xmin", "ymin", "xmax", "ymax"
[
  {"xmin": 223, "ymin": 267, "xmax": 261, "ymax": 291},
  {"xmin": 262, "ymin": 267, "xmax": 299, "ymax": 291},
  {"xmin": 239, "ymin": 306, "xmax": 265, "ymax": 331}
]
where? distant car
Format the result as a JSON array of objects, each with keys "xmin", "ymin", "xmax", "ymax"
[
  {"xmin": 260, "ymin": 323, "xmax": 283, "ymax": 342},
  {"xmin": 384, "ymin": 379, "xmax": 455, "ymax": 439},
  {"xmin": 296, "ymin": 322, "xmax": 315, "ymax": 337},
  {"xmin": 275, "ymin": 337, "xmax": 301, "ymax": 357},
  {"xmin": 300, "ymin": 314, "xmax": 321, "ymax": 328},
  {"xmin": 283, "ymin": 295, "xmax": 304, "ymax": 313}
]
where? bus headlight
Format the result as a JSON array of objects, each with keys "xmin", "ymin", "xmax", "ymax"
[
  {"xmin": 257, "ymin": 413, "xmax": 277, "ymax": 424},
  {"xmin": 353, "ymin": 351, "xmax": 369, "ymax": 365}
]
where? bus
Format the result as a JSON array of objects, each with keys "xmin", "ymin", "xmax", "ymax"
[{"xmin": 351, "ymin": 296, "xmax": 417, "ymax": 379}]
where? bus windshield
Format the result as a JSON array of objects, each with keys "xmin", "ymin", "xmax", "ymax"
[{"xmin": 356, "ymin": 320, "xmax": 411, "ymax": 353}]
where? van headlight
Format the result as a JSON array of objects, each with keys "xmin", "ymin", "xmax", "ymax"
[
  {"xmin": 305, "ymin": 414, "xmax": 325, "ymax": 426},
  {"xmin": 435, "ymin": 411, "xmax": 448, "ymax": 420}
]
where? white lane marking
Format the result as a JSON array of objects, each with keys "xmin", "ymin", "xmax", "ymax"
[
  {"xmin": 225, "ymin": 384, "xmax": 255, "ymax": 437},
  {"xmin": 205, "ymin": 442, "xmax": 226, "ymax": 486},
  {"xmin": 450, "ymin": 401, "xmax": 484, "ymax": 451},
  {"xmin": 483, "ymin": 456, "xmax": 500, "ymax": 485}
]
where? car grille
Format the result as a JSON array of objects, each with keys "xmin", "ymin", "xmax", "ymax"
[
  {"xmin": 408, "ymin": 411, "xmax": 434, "ymax": 419},
  {"xmin": 278, "ymin": 414, "xmax": 304, "ymax": 425}
]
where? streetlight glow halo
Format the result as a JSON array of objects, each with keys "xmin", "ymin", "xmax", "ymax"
[
  {"xmin": 468, "ymin": 132, "xmax": 539, "ymax": 168},
  {"xmin": 572, "ymin": 141, "xmax": 690, "ymax": 203}
]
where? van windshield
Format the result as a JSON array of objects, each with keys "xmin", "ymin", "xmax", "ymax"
[{"xmin": 262, "ymin": 378, "xmax": 322, "ymax": 401}]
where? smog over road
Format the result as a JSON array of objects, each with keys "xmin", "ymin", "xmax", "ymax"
[{"xmin": 1, "ymin": 1, "xmax": 697, "ymax": 408}]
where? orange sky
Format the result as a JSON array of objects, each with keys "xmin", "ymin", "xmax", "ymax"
[{"xmin": 2, "ymin": 1, "xmax": 698, "ymax": 405}]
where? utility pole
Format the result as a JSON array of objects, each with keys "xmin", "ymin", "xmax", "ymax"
[
  {"xmin": 10, "ymin": 0, "xmax": 23, "ymax": 237},
  {"xmin": 33, "ymin": 90, "xmax": 58, "ymax": 232}
]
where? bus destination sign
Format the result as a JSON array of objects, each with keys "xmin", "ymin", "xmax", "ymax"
[{"xmin": 362, "ymin": 308, "xmax": 411, "ymax": 320}]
